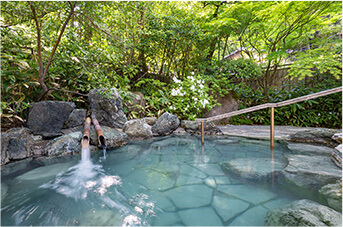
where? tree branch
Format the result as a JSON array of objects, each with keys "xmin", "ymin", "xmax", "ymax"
[{"xmin": 42, "ymin": 1, "xmax": 75, "ymax": 77}]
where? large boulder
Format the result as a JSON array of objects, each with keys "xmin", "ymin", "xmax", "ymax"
[
  {"xmin": 203, "ymin": 91, "xmax": 239, "ymax": 124},
  {"xmin": 123, "ymin": 119, "xmax": 152, "ymax": 140},
  {"xmin": 220, "ymin": 158, "xmax": 285, "ymax": 182},
  {"xmin": 181, "ymin": 120, "xmax": 222, "ymax": 135},
  {"xmin": 152, "ymin": 112, "xmax": 180, "ymax": 136},
  {"xmin": 319, "ymin": 181, "xmax": 342, "ymax": 212},
  {"xmin": 44, "ymin": 131, "xmax": 82, "ymax": 156},
  {"xmin": 27, "ymin": 101, "xmax": 76, "ymax": 138},
  {"xmin": 90, "ymin": 126, "xmax": 128, "ymax": 149},
  {"xmin": 282, "ymin": 154, "xmax": 342, "ymax": 192},
  {"xmin": 1, "ymin": 128, "xmax": 34, "ymax": 165},
  {"xmin": 264, "ymin": 199, "xmax": 342, "ymax": 226},
  {"xmin": 88, "ymin": 88, "xmax": 127, "ymax": 128},
  {"xmin": 63, "ymin": 109, "xmax": 87, "ymax": 129},
  {"xmin": 288, "ymin": 128, "xmax": 341, "ymax": 147}
]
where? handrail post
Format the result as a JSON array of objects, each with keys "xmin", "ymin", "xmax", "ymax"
[
  {"xmin": 270, "ymin": 107, "xmax": 275, "ymax": 149},
  {"xmin": 201, "ymin": 122, "xmax": 205, "ymax": 145}
]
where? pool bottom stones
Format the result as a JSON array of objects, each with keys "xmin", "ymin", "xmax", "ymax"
[{"xmin": 1, "ymin": 135, "xmax": 341, "ymax": 226}]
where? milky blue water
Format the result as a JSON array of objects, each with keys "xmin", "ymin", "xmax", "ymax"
[{"xmin": 2, "ymin": 135, "xmax": 306, "ymax": 226}]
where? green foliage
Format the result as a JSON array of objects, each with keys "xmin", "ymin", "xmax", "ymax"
[
  {"xmin": 1, "ymin": 1, "xmax": 341, "ymax": 128},
  {"xmin": 230, "ymin": 77, "xmax": 342, "ymax": 128}
]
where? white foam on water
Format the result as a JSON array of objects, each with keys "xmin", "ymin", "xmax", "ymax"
[
  {"xmin": 39, "ymin": 147, "xmax": 152, "ymax": 226},
  {"xmin": 40, "ymin": 147, "xmax": 120, "ymax": 201}
]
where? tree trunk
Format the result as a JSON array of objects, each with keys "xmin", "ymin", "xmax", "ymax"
[{"xmin": 28, "ymin": 1, "xmax": 75, "ymax": 101}]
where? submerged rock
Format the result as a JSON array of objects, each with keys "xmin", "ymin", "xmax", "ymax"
[
  {"xmin": 165, "ymin": 185, "xmax": 212, "ymax": 209},
  {"xmin": 27, "ymin": 101, "xmax": 76, "ymax": 138},
  {"xmin": 152, "ymin": 112, "xmax": 180, "ymax": 136},
  {"xmin": 231, "ymin": 205, "xmax": 269, "ymax": 226},
  {"xmin": 44, "ymin": 132, "xmax": 82, "ymax": 156},
  {"xmin": 319, "ymin": 181, "xmax": 342, "ymax": 212},
  {"xmin": 123, "ymin": 119, "xmax": 152, "ymax": 140},
  {"xmin": 178, "ymin": 207, "xmax": 222, "ymax": 226},
  {"xmin": 212, "ymin": 195, "xmax": 249, "ymax": 222},
  {"xmin": 220, "ymin": 158, "xmax": 285, "ymax": 182},
  {"xmin": 88, "ymin": 88, "xmax": 127, "ymax": 128},
  {"xmin": 288, "ymin": 128, "xmax": 340, "ymax": 147},
  {"xmin": 1, "ymin": 128, "xmax": 34, "ymax": 165},
  {"xmin": 282, "ymin": 154, "xmax": 342, "ymax": 192},
  {"xmin": 264, "ymin": 199, "xmax": 342, "ymax": 226}
]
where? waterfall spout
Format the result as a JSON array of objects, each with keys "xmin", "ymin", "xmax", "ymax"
[{"xmin": 81, "ymin": 117, "xmax": 91, "ymax": 150}]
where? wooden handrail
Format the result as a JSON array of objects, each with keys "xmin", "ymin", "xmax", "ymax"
[
  {"xmin": 196, "ymin": 86, "xmax": 342, "ymax": 149},
  {"xmin": 196, "ymin": 86, "xmax": 342, "ymax": 122}
]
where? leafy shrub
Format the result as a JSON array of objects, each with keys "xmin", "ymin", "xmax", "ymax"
[{"xmin": 230, "ymin": 78, "xmax": 342, "ymax": 128}]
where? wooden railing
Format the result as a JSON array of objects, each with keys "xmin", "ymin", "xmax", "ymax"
[{"xmin": 195, "ymin": 86, "xmax": 342, "ymax": 148}]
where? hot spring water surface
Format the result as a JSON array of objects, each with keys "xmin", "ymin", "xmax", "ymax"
[{"xmin": 1, "ymin": 135, "xmax": 311, "ymax": 226}]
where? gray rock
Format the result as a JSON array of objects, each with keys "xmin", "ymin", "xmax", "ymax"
[
  {"xmin": 123, "ymin": 119, "xmax": 152, "ymax": 140},
  {"xmin": 287, "ymin": 142, "xmax": 334, "ymax": 156},
  {"xmin": 332, "ymin": 133, "xmax": 342, "ymax": 144},
  {"xmin": 319, "ymin": 181, "xmax": 342, "ymax": 212},
  {"xmin": 181, "ymin": 120, "xmax": 223, "ymax": 135},
  {"xmin": 264, "ymin": 199, "xmax": 342, "ymax": 226},
  {"xmin": 332, "ymin": 144, "xmax": 342, "ymax": 168},
  {"xmin": 44, "ymin": 132, "xmax": 82, "ymax": 156},
  {"xmin": 288, "ymin": 128, "xmax": 341, "ymax": 147},
  {"xmin": 220, "ymin": 158, "xmax": 285, "ymax": 182},
  {"xmin": 181, "ymin": 120, "xmax": 200, "ymax": 131},
  {"xmin": 89, "ymin": 126, "xmax": 128, "ymax": 149},
  {"xmin": 1, "ymin": 128, "xmax": 34, "ymax": 165},
  {"xmin": 203, "ymin": 91, "xmax": 239, "ymax": 124},
  {"xmin": 152, "ymin": 112, "xmax": 180, "ymax": 136},
  {"xmin": 63, "ymin": 109, "xmax": 87, "ymax": 129},
  {"xmin": 282, "ymin": 154, "xmax": 342, "ymax": 192},
  {"xmin": 27, "ymin": 101, "xmax": 75, "ymax": 138},
  {"xmin": 88, "ymin": 88, "xmax": 127, "ymax": 128},
  {"xmin": 143, "ymin": 117, "xmax": 157, "ymax": 126}
]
